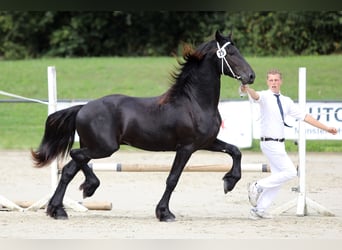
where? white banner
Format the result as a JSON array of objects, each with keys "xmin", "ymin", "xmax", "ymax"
[{"xmin": 217, "ymin": 101, "xmax": 252, "ymax": 148}]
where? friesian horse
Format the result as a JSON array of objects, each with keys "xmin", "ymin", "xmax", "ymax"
[{"xmin": 31, "ymin": 30, "xmax": 255, "ymax": 221}]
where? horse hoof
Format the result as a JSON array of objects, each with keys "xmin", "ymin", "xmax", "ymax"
[
  {"xmin": 51, "ymin": 210, "xmax": 68, "ymax": 220},
  {"xmin": 47, "ymin": 204, "xmax": 69, "ymax": 220},
  {"xmin": 155, "ymin": 207, "xmax": 176, "ymax": 222},
  {"xmin": 54, "ymin": 214, "xmax": 69, "ymax": 220},
  {"xmin": 161, "ymin": 217, "xmax": 176, "ymax": 222},
  {"xmin": 223, "ymin": 179, "xmax": 231, "ymax": 194},
  {"xmin": 158, "ymin": 214, "xmax": 176, "ymax": 222},
  {"xmin": 223, "ymin": 177, "xmax": 239, "ymax": 194},
  {"xmin": 79, "ymin": 179, "xmax": 100, "ymax": 198}
]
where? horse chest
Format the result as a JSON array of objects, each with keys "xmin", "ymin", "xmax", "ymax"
[{"xmin": 187, "ymin": 109, "xmax": 221, "ymax": 137}]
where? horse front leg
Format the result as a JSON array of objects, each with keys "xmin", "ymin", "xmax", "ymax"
[
  {"xmin": 47, "ymin": 159, "xmax": 81, "ymax": 219},
  {"xmin": 204, "ymin": 139, "xmax": 242, "ymax": 194},
  {"xmin": 155, "ymin": 148, "xmax": 193, "ymax": 222}
]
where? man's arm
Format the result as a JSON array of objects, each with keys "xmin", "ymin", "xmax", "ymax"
[
  {"xmin": 240, "ymin": 85, "xmax": 260, "ymax": 100},
  {"xmin": 304, "ymin": 114, "xmax": 338, "ymax": 135}
]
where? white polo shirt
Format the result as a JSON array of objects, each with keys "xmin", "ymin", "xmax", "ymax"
[{"xmin": 254, "ymin": 89, "xmax": 306, "ymax": 138}]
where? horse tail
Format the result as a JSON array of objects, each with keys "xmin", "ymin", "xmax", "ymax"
[{"xmin": 31, "ymin": 105, "xmax": 84, "ymax": 168}]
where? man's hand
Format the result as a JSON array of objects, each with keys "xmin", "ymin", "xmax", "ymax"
[
  {"xmin": 239, "ymin": 84, "xmax": 248, "ymax": 97},
  {"xmin": 240, "ymin": 84, "xmax": 260, "ymax": 101},
  {"xmin": 240, "ymin": 85, "xmax": 248, "ymax": 93},
  {"xmin": 327, "ymin": 127, "xmax": 338, "ymax": 135}
]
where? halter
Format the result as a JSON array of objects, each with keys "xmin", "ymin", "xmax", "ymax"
[{"xmin": 216, "ymin": 42, "xmax": 241, "ymax": 80}]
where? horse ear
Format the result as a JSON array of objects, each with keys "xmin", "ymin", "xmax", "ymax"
[
  {"xmin": 229, "ymin": 27, "xmax": 233, "ymax": 39},
  {"xmin": 215, "ymin": 30, "xmax": 223, "ymax": 43}
]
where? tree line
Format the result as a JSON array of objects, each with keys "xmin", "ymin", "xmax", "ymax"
[{"xmin": 0, "ymin": 11, "xmax": 341, "ymax": 59}]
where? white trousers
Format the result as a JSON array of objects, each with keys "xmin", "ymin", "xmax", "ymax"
[{"xmin": 256, "ymin": 141, "xmax": 297, "ymax": 212}]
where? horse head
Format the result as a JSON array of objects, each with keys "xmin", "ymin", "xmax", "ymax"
[{"xmin": 215, "ymin": 30, "xmax": 255, "ymax": 85}]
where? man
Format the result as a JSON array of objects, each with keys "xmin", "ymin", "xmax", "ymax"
[{"xmin": 240, "ymin": 69, "xmax": 338, "ymax": 220}]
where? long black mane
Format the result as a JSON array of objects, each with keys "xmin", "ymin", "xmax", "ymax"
[{"xmin": 160, "ymin": 40, "xmax": 217, "ymax": 104}]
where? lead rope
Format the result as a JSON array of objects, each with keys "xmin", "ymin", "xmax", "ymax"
[{"xmin": 216, "ymin": 42, "xmax": 241, "ymax": 80}]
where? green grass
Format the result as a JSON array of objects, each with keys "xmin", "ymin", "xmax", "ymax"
[{"xmin": 0, "ymin": 55, "xmax": 341, "ymax": 150}]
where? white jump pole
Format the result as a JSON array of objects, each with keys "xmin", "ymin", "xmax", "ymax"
[
  {"xmin": 47, "ymin": 66, "xmax": 59, "ymax": 192},
  {"xmin": 296, "ymin": 67, "xmax": 307, "ymax": 216},
  {"xmin": 272, "ymin": 67, "xmax": 334, "ymax": 217},
  {"xmin": 0, "ymin": 195, "xmax": 24, "ymax": 211},
  {"xmin": 296, "ymin": 67, "xmax": 334, "ymax": 216}
]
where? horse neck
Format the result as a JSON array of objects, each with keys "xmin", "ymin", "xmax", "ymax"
[{"xmin": 186, "ymin": 59, "xmax": 221, "ymax": 109}]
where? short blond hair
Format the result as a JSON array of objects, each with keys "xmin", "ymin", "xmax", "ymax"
[{"xmin": 267, "ymin": 69, "xmax": 282, "ymax": 79}]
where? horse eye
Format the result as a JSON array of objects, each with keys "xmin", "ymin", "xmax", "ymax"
[{"xmin": 227, "ymin": 47, "xmax": 235, "ymax": 55}]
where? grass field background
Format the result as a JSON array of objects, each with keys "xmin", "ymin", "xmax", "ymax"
[{"xmin": 0, "ymin": 55, "xmax": 341, "ymax": 151}]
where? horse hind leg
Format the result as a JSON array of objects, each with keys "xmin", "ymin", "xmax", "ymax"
[
  {"xmin": 47, "ymin": 141, "xmax": 117, "ymax": 220},
  {"xmin": 47, "ymin": 148, "xmax": 96, "ymax": 219},
  {"xmin": 70, "ymin": 148, "xmax": 102, "ymax": 199},
  {"xmin": 76, "ymin": 144, "xmax": 119, "ymax": 198},
  {"xmin": 47, "ymin": 158, "xmax": 82, "ymax": 219},
  {"xmin": 79, "ymin": 163, "xmax": 100, "ymax": 198},
  {"xmin": 78, "ymin": 109, "xmax": 121, "ymax": 190}
]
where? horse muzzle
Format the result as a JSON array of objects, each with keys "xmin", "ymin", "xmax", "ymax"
[{"xmin": 240, "ymin": 71, "xmax": 255, "ymax": 85}]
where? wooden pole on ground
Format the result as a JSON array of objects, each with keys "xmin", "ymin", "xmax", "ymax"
[
  {"xmin": 15, "ymin": 200, "xmax": 112, "ymax": 211},
  {"xmin": 87, "ymin": 163, "xmax": 270, "ymax": 172}
]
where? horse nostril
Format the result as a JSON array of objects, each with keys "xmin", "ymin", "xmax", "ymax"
[{"xmin": 250, "ymin": 72, "xmax": 255, "ymax": 82}]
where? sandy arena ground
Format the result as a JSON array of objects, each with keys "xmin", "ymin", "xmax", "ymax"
[{"xmin": 0, "ymin": 150, "xmax": 341, "ymax": 239}]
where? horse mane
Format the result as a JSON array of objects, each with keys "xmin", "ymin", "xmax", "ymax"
[{"xmin": 158, "ymin": 40, "xmax": 216, "ymax": 105}]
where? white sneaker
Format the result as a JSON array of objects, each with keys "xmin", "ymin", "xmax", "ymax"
[
  {"xmin": 247, "ymin": 181, "xmax": 263, "ymax": 207},
  {"xmin": 249, "ymin": 209, "xmax": 273, "ymax": 220}
]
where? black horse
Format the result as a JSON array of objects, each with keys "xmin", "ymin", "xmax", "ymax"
[{"xmin": 31, "ymin": 30, "xmax": 255, "ymax": 221}]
